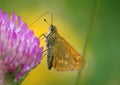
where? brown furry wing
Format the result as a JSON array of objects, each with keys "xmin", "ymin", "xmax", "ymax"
[{"xmin": 52, "ymin": 34, "xmax": 86, "ymax": 71}]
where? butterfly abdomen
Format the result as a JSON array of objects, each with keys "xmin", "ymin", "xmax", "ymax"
[
  {"xmin": 46, "ymin": 45, "xmax": 54, "ymax": 70},
  {"xmin": 46, "ymin": 43, "xmax": 54, "ymax": 70}
]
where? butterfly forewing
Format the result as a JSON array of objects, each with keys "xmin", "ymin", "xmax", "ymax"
[{"xmin": 52, "ymin": 33, "xmax": 86, "ymax": 71}]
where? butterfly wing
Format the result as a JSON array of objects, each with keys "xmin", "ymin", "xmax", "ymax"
[{"xmin": 52, "ymin": 34, "xmax": 86, "ymax": 71}]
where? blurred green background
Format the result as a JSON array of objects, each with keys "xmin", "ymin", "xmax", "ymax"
[{"xmin": 0, "ymin": 0, "xmax": 120, "ymax": 85}]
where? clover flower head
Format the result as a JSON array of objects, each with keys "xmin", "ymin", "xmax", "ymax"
[{"xmin": 0, "ymin": 9, "xmax": 43, "ymax": 85}]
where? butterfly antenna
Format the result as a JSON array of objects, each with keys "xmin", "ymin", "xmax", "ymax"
[
  {"xmin": 44, "ymin": 19, "xmax": 50, "ymax": 25},
  {"xmin": 29, "ymin": 11, "xmax": 53, "ymax": 27}
]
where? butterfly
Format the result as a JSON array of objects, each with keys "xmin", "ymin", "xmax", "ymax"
[
  {"xmin": 29, "ymin": 12, "xmax": 86, "ymax": 71},
  {"xmin": 42, "ymin": 21, "xmax": 86, "ymax": 71}
]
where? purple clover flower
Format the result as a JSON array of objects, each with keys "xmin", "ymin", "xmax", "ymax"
[{"xmin": 0, "ymin": 9, "xmax": 43, "ymax": 85}]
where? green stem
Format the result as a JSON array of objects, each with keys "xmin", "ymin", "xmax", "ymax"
[
  {"xmin": 6, "ymin": 73, "xmax": 17, "ymax": 85},
  {"xmin": 6, "ymin": 72, "xmax": 27, "ymax": 85},
  {"xmin": 75, "ymin": 0, "xmax": 99, "ymax": 85}
]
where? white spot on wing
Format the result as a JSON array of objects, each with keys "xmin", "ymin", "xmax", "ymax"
[
  {"xmin": 64, "ymin": 60, "xmax": 68, "ymax": 65},
  {"xmin": 65, "ymin": 54, "xmax": 69, "ymax": 58}
]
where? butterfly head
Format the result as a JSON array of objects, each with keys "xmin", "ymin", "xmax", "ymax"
[{"xmin": 49, "ymin": 25, "xmax": 57, "ymax": 33}]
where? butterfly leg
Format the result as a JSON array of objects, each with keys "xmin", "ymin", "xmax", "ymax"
[
  {"xmin": 41, "ymin": 49, "xmax": 48, "ymax": 59},
  {"xmin": 42, "ymin": 49, "xmax": 48, "ymax": 53},
  {"xmin": 41, "ymin": 51, "xmax": 46, "ymax": 59},
  {"xmin": 38, "ymin": 33, "xmax": 47, "ymax": 39}
]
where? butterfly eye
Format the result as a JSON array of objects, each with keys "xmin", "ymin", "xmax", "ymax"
[
  {"xmin": 51, "ymin": 27, "xmax": 55, "ymax": 32},
  {"xmin": 49, "ymin": 25, "xmax": 57, "ymax": 32}
]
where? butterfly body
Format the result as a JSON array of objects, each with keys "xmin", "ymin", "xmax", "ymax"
[
  {"xmin": 45, "ymin": 25, "xmax": 86, "ymax": 71},
  {"xmin": 45, "ymin": 25, "xmax": 57, "ymax": 70}
]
